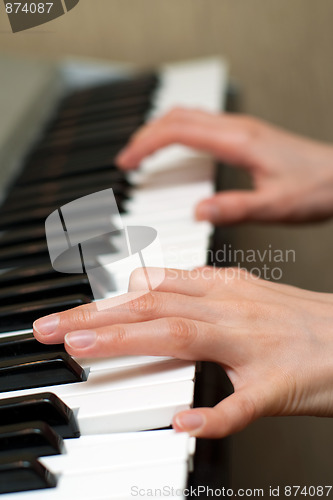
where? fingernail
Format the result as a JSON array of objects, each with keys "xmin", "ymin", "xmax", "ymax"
[
  {"xmin": 33, "ymin": 314, "xmax": 59, "ymax": 336},
  {"xmin": 174, "ymin": 412, "xmax": 204, "ymax": 432},
  {"xmin": 65, "ymin": 330, "xmax": 97, "ymax": 349},
  {"xmin": 195, "ymin": 202, "xmax": 219, "ymax": 222}
]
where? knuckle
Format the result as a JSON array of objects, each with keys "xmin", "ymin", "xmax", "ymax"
[
  {"xmin": 223, "ymin": 298, "xmax": 259, "ymax": 321},
  {"xmin": 240, "ymin": 114, "xmax": 261, "ymax": 133},
  {"xmin": 129, "ymin": 292, "xmax": 159, "ymax": 316},
  {"xmin": 129, "ymin": 267, "xmax": 146, "ymax": 291},
  {"xmin": 218, "ymin": 267, "xmax": 246, "ymax": 286},
  {"xmin": 68, "ymin": 306, "xmax": 94, "ymax": 328},
  {"xmin": 233, "ymin": 115, "xmax": 263, "ymax": 145},
  {"xmin": 242, "ymin": 300, "xmax": 265, "ymax": 322},
  {"xmin": 111, "ymin": 325, "xmax": 128, "ymax": 347},
  {"xmin": 238, "ymin": 394, "xmax": 257, "ymax": 424},
  {"xmin": 165, "ymin": 107, "xmax": 187, "ymax": 121},
  {"xmin": 197, "ymin": 265, "xmax": 214, "ymax": 275},
  {"xmin": 167, "ymin": 317, "xmax": 197, "ymax": 349}
]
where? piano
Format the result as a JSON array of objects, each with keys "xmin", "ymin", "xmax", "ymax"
[{"xmin": 0, "ymin": 55, "xmax": 230, "ymax": 499}]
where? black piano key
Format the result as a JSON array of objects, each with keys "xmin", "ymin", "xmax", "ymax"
[
  {"xmin": 57, "ymin": 94, "xmax": 152, "ymax": 121},
  {"xmin": 12, "ymin": 164, "xmax": 128, "ymax": 192},
  {"xmin": 0, "ymin": 225, "xmax": 46, "ymax": 248},
  {"xmin": 0, "ymin": 352, "xmax": 86, "ymax": 392},
  {"xmin": 0, "ymin": 392, "xmax": 80, "ymax": 439},
  {"xmin": 0, "ymin": 228, "xmax": 118, "ymax": 255},
  {"xmin": 0, "ymin": 264, "xmax": 95, "ymax": 289},
  {"xmin": 0, "ymin": 263, "xmax": 65, "ymax": 287},
  {"xmin": 0, "ymin": 240, "xmax": 50, "ymax": 269},
  {"xmin": 0, "ymin": 421, "xmax": 64, "ymax": 458},
  {"xmin": 17, "ymin": 160, "xmax": 120, "ymax": 184},
  {"xmin": 0, "ymin": 454, "xmax": 57, "ymax": 494},
  {"xmin": 1, "ymin": 181, "xmax": 129, "ymax": 216},
  {"xmin": 0, "ymin": 294, "xmax": 91, "ymax": 333},
  {"xmin": 35, "ymin": 125, "xmax": 138, "ymax": 154},
  {"xmin": 6, "ymin": 169, "xmax": 131, "ymax": 204},
  {"xmin": 22, "ymin": 144, "xmax": 121, "ymax": 175},
  {"xmin": 47, "ymin": 115, "xmax": 143, "ymax": 141},
  {"xmin": 59, "ymin": 73, "xmax": 157, "ymax": 108},
  {"xmin": 0, "ymin": 195, "xmax": 125, "ymax": 230},
  {"xmin": 0, "ymin": 205, "xmax": 123, "ymax": 247},
  {"xmin": 52, "ymin": 102, "xmax": 150, "ymax": 131},
  {"xmin": 0, "ymin": 276, "xmax": 93, "ymax": 306},
  {"xmin": 0, "ymin": 333, "xmax": 66, "ymax": 361},
  {"xmin": 0, "ymin": 232, "xmax": 118, "ymax": 269}
]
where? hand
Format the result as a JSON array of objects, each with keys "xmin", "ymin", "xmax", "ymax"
[
  {"xmin": 33, "ymin": 266, "xmax": 333, "ymax": 439},
  {"xmin": 115, "ymin": 108, "xmax": 333, "ymax": 225}
]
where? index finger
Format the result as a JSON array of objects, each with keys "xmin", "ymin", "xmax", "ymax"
[
  {"xmin": 115, "ymin": 108, "xmax": 256, "ymax": 170},
  {"xmin": 33, "ymin": 289, "xmax": 210, "ymax": 345}
]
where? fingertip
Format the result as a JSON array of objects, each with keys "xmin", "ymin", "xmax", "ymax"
[
  {"xmin": 114, "ymin": 152, "xmax": 131, "ymax": 169},
  {"xmin": 195, "ymin": 200, "xmax": 220, "ymax": 223},
  {"xmin": 172, "ymin": 411, "xmax": 205, "ymax": 436},
  {"xmin": 33, "ymin": 315, "xmax": 61, "ymax": 344}
]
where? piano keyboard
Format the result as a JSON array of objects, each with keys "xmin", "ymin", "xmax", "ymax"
[{"xmin": 0, "ymin": 56, "xmax": 228, "ymax": 498}]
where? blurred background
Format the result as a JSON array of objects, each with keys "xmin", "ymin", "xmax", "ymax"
[{"xmin": 1, "ymin": 0, "xmax": 333, "ymax": 495}]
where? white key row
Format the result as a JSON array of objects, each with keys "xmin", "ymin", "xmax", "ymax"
[
  {"xmin": 2, "ymin": 430, "xmax": 195, "ymax": 500},
  {"xmin": 0, "ymin": 358, "xmax": 195, "ymax": 434}
]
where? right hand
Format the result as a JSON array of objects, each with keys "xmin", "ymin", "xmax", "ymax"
[
  {"xmin": 33, "ymin": 266, "xmax": 333, "ymax": 439},
  {"xmin": 116, "ymin": 108, "xmax": 333, "ymax": 225}
]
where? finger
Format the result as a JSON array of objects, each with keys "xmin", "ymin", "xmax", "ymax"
[
  {"xmin": 33, "ymin": 291, "xmax": 212, "ymax": 344},
  {"xmin": 195, "ymin": 190, "xmax": 274, "ymax": 225},
  {"xmin": 115, "ymin": 108, "xmax": 215, "ymax": 168},
  {"xmin": 63, "ymin": 317, "xmax": 231, "ymax": 361},
  {"xmin": 116, "ymin": 109, "xmax": 259, "ymax": 169},
  {"xmin": 129, "ymin": 266, "xmax": 282, "ymax": 302},
  {"xmin": 173, "ymin": 387, "xmax": 265, "ymax": 439},
  {"xmin": 129, "ymin": 267, "xmax": 213, "ymax": 296}
]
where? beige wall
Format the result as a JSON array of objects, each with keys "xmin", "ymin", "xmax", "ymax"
[
  {"xmin": 1, "ymin": 0, "xmax": 333, "ymax": 141},
  {"xmin": 1, "ymin": 1, "xmax": 333, "ymax": 494}
]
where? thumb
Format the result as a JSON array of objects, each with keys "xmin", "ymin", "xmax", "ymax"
[
  {"xmin": 173, "ymin": 389, "xmax": 263, "ymax": 439},
  {"xmin": 196, "ymin": 190, "xmax": 271, "ymax": 225}
]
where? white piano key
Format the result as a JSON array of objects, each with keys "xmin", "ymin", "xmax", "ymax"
[
  {"xmin": 126, "ymin": 183, "xmax": 214, "ymax": 214},
  {"xmin": 0, "ymin": 377, "xmax": 194, "ymax": 433},
  {"xmin": 154, "ymin": 221, "xmax": 212, "ymax": 242},
  {"xmin": 42, "ymin": 360, "xmax": 196, "ymax": 398},
  {"xmin": 69, "ymin": 379, "xmax": 194, "ymax": 434},
  {"xmin": 0, "ymin": 56, "xmax": 228, "ymax": 500},
  {"xmin": 79, "ymin": 354, "xmax": 175, "ymax": 373},
  {"xmin": 153, "ymin": 57, "xmax": 228, "ymax": 115},
  {"xmin": 0, "ymin": 359, "xmax": 195, "ymax": 400},
  {"xmin": 126, "ymin": 181, "xmax": 213, "ymax": 206},
  {"xmin": 41, "ymin": 430, "xmax": 195, "ymax": 474},
  {"xmin": 2, "ymin": 461, "xmax": 188, "ymax": 500},
  {"xmin": 129, "ymin": 151, "xmax": 214, "ymax": 186}
]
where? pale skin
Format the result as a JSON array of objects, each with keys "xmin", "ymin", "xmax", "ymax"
[{"xmin": 33, "ymin": 109, "xmax": 333, "ymax": 438}]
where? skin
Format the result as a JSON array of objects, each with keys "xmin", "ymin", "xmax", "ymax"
[
  {"xmin": 116, "ymin": 108, "xmax": 333, "ymax": 224},
  {"xmin": 33, "ymin": 110, "xmax": 333, "ymax": 438},
  {"xmin": 33, "ymin": 267, "xmax": 333, "ymax": 439}
]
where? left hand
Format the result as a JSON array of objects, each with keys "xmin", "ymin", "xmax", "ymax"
[
  {"xmin": 115, "ymin": 109, "xmax": 333, "ymax": 225},
  {"xmin": 33, "ymin": 267, "xmax": 333, "ymax": 439}
]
